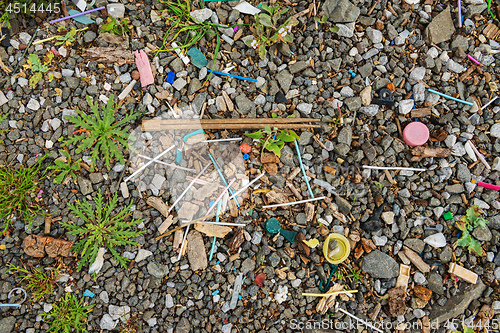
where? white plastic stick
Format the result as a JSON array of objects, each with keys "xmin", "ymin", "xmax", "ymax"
[
  {"xmin": 481, "ymin": 95, "xmax": 498, "ymax": 110},
  {"xmin": 262, "ymin": 196, "xmax": 326, "ymax": 209},
  {"xmin": 168, "ymin": 163, "xmax": 211, "ymax": 213},
  {"xmin": 337, "ymin": 307, "xmax": 383, "ymax": 333},
  {"xmin": 137, "ymin": 154, "xmax": 197, "ymax": 173},
  {"xmin": 228, "ymin": 172, "xmax": 265, "ymax": 200},
  {"xmin": 180, "ymin": 221, "xmax": 246, "ymax": 227},
  {"xmin": 201, "ymin": 138, "xmax": 243, "ymax": 143},
  {"xmin": 124, "ymin": 145, "xmax": 175, "ymax": 182},
  {"xmin": 469, "ymin": 141, "xmax": 491, "ymax": 170},
  {"xmin": 362, "ymin": 165, "xmax": 426, "ymax": 172},
  {"xmin": 177, "ymin": 225, "xmax": 190, "ymax": 261},
  {"xmin": 202, "ymin": 179, "xmax": 236, "ymax": 221}
]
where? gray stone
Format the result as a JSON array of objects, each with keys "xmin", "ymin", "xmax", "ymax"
[
  {"xmin": 366, "ymin": 27, "xmax": 383, "ymax": 43},
  {"xmin": 0, "ymin": 317, "xmax": 15, "ymax": 333},
  {"xmin": 172, "ymin": 78, "xmax": 187, "ymax": 91},
  {"xmin": 78, "ymin": 177, "xmax": 93, "ymax": 195},
  {"xmin": 254, "ymin": 95, "xmax": 266, "ymax": 106},
  {"xmin": 288, "ymin": 61, "xmax": 308, "ymax": 74},
  {"xmin": 456, "ymin": 163, "xmax": 471, "ymax": 182},
  {"xmin": 335, "ymin": 196, "xmax": 352, "ymax": 215},
  {"xmin": 361, "ymin": 250, "xmax": 399, "ymax": 279},
  {"xmin": 430, "ymin": 279, "xmax": 486, "ymax": 324},
  {"xmin": 27, "ymin": 98, "xmax": 40, "ymax": 111},
  {"xmin": 404, "ymin": 238, "xmax": 425, "ymax": 253},
  {"xmin": 410, "ymin": 67, "xmax": 426, "ymax": 81},
  {"xmin": 65, "ymin": 77, "xmax": 80, "ymax": 89},
  {"xmin": 427, "ymin": 272, "xmax": 444, "ymax": 295},
  {"xmin": 235, "ymin": 94, "xmax": 253, "ymax": 114},
  {"xmin": 241, "ymin": 258, "xmax": 256, "ymax": 274},
  {"xmin": 337, "ymin": 126, "xmax": 352, "ymax": 146},
  {"xmin": 190, "ymin": 8, "xmax": 213, "ymax": 22},
  {"xmin": 323, "ymin": 0, "xmax": 360, "ymax": 23},
  {"xmin": 472, "ymin": 225, "xmax": 492, "ymax": 241},
  {"xmin": 147, "ymin": 262, "xmax": 169, "ymax": 279},
  {"xmin": 490, "ymin": 123, "xmax": 500, "ymax": 138},
  {"xmin": 424, "ymin": 6, "xmax": 455, "ymax": 44},
  {"xmin": 298, "ymin": 131, "xmax": 314, "ymax": 145},
  {"xmin": 276, "ymin": 71, "xmax": 293, "ymax": 92},
  {"xmin": 360, "ymin": 104, "xmax": 379, "ymax": 116},
  {"xmin": 175, "ymin": 317, "xmax": 191, "ymax": 333},
  {"xmin": 297, "ymin": 103, "xmax": 313, "ymax": 115},
  {"xmin": 83, "ymin": 31, "xmax": 97, "ymax": 43}
]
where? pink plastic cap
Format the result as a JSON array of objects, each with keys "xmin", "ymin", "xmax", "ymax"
[{"xmin": 403, "ymin": 122, "xmax": 429, "ymax": 147}]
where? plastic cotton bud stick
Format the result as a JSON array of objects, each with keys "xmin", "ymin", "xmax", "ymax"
[
  {"xmin": 124, "ymin": 145, "xmax": 175, "ymax": 182},
  {"xmin": 168, "ymin": 163, "xmax": 211, "ymax": 213}
]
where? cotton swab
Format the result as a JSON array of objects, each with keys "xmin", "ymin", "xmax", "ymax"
[
  {"xmin": 168, "ymin": 163, "xmax": 211, "ymax": 213},
  {"xmin": 481, "ymin": 95, "xmax": 498, "ymax": 110},
  {"xmin": 362, "ymin": 165, "xmax": 426, "ymax": 172},
  {"xmin": 124, "ymin": 145, "xmax": 175, "ymax": 182},
  {"xmin": 228, "ymin": 172, "xmax": 266, "ymax": 200},
  {"xmin": 428, "ymin": 89, "xmax": 473, "ymax": 106},
  {"xmin": 262, "ymin": 196, "xmax": 326, "ymax": 209},
  {"xmin": 137, "ymin": 154, "xmax": 197, "ymax": 172},
  {"xmin": 337, "ymin": 307, "xmax": 383, "ymax": 333}
]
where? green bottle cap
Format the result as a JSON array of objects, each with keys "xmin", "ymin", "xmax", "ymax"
[{"xmin": 265, "ymin": 218, "xmax": 281, "ymax": 235}]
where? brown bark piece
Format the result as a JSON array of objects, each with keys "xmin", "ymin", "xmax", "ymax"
[
  {"xmin": 296, "ymin": 233, "xmax": 310, "ymax": 256},
  {"xmin": 388, "ymin": 286, "xmax": 407, "ymax": 317},
  {"xmin": 84, "ymin": 47, "xmax": 134, "ymax": 66},
  {"xmin": 361, "ymin": 238, "xmax": 376, "ymax": 254},
  {"xmin": 414, "ymin": 285, "xmax": 432, "ymax": 301},
  {"xmin": 411, "ymin": 108, "xmax": 431, "ymax": 118},
  {"xmin": 194, "ymin": 223, "xmax": 232, "ymax": 238},
  {"xmin": 263, "ymin": 163, "xmax": 278, "ymax": 175},
  {"xmin": 23, "ymin": 235, "xmax": 73, "ymax": 258},
  {"xmin": 186, "ymin": 230, "xmax": 207, "ymax": 271},
  {"xmin": 305, "ymin": 202, "xmax": 315, "ymax": 223},
  {"xmin": 265, "ymin": 190, "xmax": 288, "ymax": 204},
  {"xmin": 147, "ymin": 196, "xmax": 170, "ymax": 217},
  {"xmin": 411, "ymin": 147, "xmax": 451, "ymax": 162},
  {"xmin": 229, "ymin": 228, "xmax": 245, "ymax": 252},
  {"xmin": 422, "ymin": 316, "xmax": 431, "ymax": 333},
  {"xmin": 261, "ymin": 152, "xmax": 280, "ymax": 164}
]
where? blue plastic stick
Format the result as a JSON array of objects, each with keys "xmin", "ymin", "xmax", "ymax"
[
  {"xmin": 294, "ymin": 140, "xmax": 314, "ymax": 199},
  {"xmin": 207, "ymin": 69, "xmax": 257, "ymax": 82},
  {"xmin": 428, "ymin": 89, "xmax": 473, "ymax": 106},
  {"xmin": 209, "ymin": 200, "xmax": 222, "ymax": 261},
  {"xmin": 208, "ymin": 153, "xmax": 240, "ymax": 207}
]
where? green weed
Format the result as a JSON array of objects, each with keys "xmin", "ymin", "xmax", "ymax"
[
  {"xmin": 47, "ymin": 150, "xmax": 81, "ymax": 184},
  {"xmin": 100, "ymin": 17, "xmax": 130, "ymax": 36},
  {"xmin": 61, "ymin": 94, "xmax": 139, "ymax": 172},
  {"xmin": 7, "ymin": 264, "xmax": 62, "ymax": 301},
  {"xmin": 245, "ymin": 125, "xmax": 299, "ymax": 157},
  {"xmin": 41, "ymin": 292, "xmax": 94, "ymax": 333},
  {"xmin": 60, "ymin": 189, "xmax": 145, "ymax": 271},
  {"xmin": 456, "ymin": 205, "xmax": 488, "ymax": 255},
  {"xmin": 23, "ymin": 53, "xmax": 54, "ymax": 88}
]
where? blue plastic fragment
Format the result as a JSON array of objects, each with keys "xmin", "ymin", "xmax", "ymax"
[
  {"xmin": 83, "ymin": 289, "xmax": 94, "ymax": 297},
  {"xmin": 167, "ymin": 71, "xmax": 175, "ymax": 84},
  {"xmin": 186, "ymin": 48, "xmax": 208, "ymax": 69},
  {"xmin": 209, "ymin": 200, "xmax": 215, "ymax": 207},
  {"xmin": 212, "ymin": 290, "xmax": 220, "ymax": 296},
  {"xmin": 67, "ymin": 9, "xmax": 95, "ymax": 24},
  {"xmin": 243, "ymin": 153, "xmax": 249, "ymax": 160},
  {"xmin": 176, "ymin": 149, "xmax": 182, "ymax": 164},
  {"xmin": 183, "ymin": 129, "xmax": 205, "ymax": 142}
]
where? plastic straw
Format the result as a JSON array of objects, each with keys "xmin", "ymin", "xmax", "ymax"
[
  {"xmin": 337, "ymin": 307, "xmax": 383, "ymax": 333},
  {"xmin": 481, "ymin": 95, "xmax": 498, "ymax": 110},
  {"xmin": 168, "ymin": 163, "xmax": 211, "ymax": 213},
  {"xmin": 137, "ymin": 154, "xmax": 197, "ymax": 172},
  {"xmin": 207, "ymin": 69, "xmax": 257, "ymax": 82},
  {"xmin": 458, "ymin": 0, "xmax": 462, "ymax": 27},
  {"xmin": 209, "ymin": 200, "xmax": 222, "ymax": 261},
  {"xmin": 294, "ymin": 140, "xmax": 314, "ymax": 198},
  {"xmin": 363, "ymin": 165, "xmax": 426, "ymax": 172},
  {"xmin": 201, "ymin": 138, "xmax": 243, "ymax": 143},
  {"xmin": 428, "ymin": 89, "xmax": 473, "ymax": 106},
  {"xmin": 228, "ymin": 172, "xmax": 266, "ymax": 200},
  {"xmin": 124, "ymin": 145, "xmax": 175, "ymax": 182},
  {"xmin": 468, "ymin": 54, "xmax": 481, "ymax": 65},
  {"xmin": 262, "ymin": 196, "xmax": 326, "ymax": 209},
  {"xmin": 302, "ymin": 290, "xmax": 358, "ymax": 297},
  {"xmin": 49, "ymin": 6, "xmax": 105, "ymax": 24}
]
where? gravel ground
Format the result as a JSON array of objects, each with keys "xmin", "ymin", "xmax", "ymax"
[{"xmin": 1, "ymin": 0, "xmax": 500, "ymax": 332}]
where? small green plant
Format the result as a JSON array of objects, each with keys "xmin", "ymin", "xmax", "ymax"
[
  {"xmin": 61, "ymin": 94, "xmax": 139, "ymax": 171},
  {"xmin": 23, "ymin": 53, "xmax": 54, "ymax": 88},
  {"xmin": 245, "ymin": 125, "xmax": 299, "ymax": 157},
  {"xmin": 347, "ymin": 267, "xmax": 363, "ymax": 283},
  {"xmin": 334, "ymin": 268, "xmax": 344, "ymax": 280},
  {"xmin": 373, "ymin": 181, "xmax": 384, "ymax": 188},
  {"xmin": 456, "ymin": 205, "xmax": 488, "ymax": 255},
  {"xmin": 7, "ymin": 264, "xmax": 61, "ymax": 301},
  {"xmin": 245, "ymin": 4, "xmax": 298, "ymax": 59},
  {"xmin": 60, "ymin": 189, "xmax": 145, "ymax": 271},
  {"xmin": 100, "ymin": 17, "xmax": 130, "ymax": 36},
  {"xmin": 0, "ymin": 155, "xmax": 48, "ymax": 233},
  {"xmin": 41, "ymin": 292, "xmax": 94, "ymax": 333},
  {"xmin": 55, "ymin": 26, "xmax": 79, "ymax": 46},
  {"xmin": 48, "ymin": 150, "xmax": 81, "ymax": 184},
  {"xmin": 119, "ymin": 314, "xmax": 140, "ymax": 333}
]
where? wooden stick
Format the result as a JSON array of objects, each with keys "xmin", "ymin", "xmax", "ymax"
[
  {"xmin": 143, "ymin": 118, "xmax": 321, "ymax": 125},
  {"xmin": 142, "ymin": 123, "xmax": 321, "ymax": 131},
  {"xmin": 155, "ymin": 213, "xmax": 216, "ymax": 241},
  {"xmin": 411, "ymin": 108, "xmax": 431, "ymax": 118}
]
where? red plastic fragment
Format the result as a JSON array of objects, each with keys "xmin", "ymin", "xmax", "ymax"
[
  {"xmin": 240, "ymin": 143, "xmax": 252, "ymax": 154},
  {"xmin": 254, "ymin": 272, "xmax": 266, "ymax": 287}
]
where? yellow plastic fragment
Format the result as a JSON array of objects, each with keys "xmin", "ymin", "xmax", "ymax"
[{"xmin": 302, "ymin": 238, "xmax": 320, "ymax": 248}]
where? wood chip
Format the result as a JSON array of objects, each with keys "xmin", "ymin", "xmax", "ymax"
[
  {"xmin": 414, "ymin": 285, "xmax": 432, "ymax": 301},
  {"xmin": 388, "ymin": 286, "xmax": 407, "ymax": 316},
  {"xmin": 195, "ymin": 223, "xmax": 232, "ymax": 238},
  {"xmin": 403, "ymin": 246, "xmax": 430, "ymax": 273},
  {"xmin": 146, "ymin": 196, "xmax": 170, "ymax": 217},
  {"xmin": 84, "ymin": 47, "xmax": 134, "ymax": 66},
  {"xmin": 411, "ymin": 146, "xmax": 451, "ymax": 162},
  {"xmin": 317, "ymin": 283, "xmax": 344, "ymax": 314},
  {"xmin": 229, "ymin": 227, "xmax": 245, "ymax": 252},
  {"xmin": 23, "ymin": 235, "xmax": 73, "ymax": 258},
  {"xmin": 305, "ymin": 202, "xmax": 315, "ymax": 223}
]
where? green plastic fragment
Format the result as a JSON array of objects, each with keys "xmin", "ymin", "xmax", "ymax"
[
  {"xmin": 280, "ymin": 229, "xmax": 297, "ymax": 243},
  {"xmin": 67, "ymin": 9, "xmax": 95, "ymax": 24},
  {"xmin": 443, "ymin": 211, "xmax": 453, "ymax": 221},
  {"xmin": 265, "ymin": 218, "xmax": 281, "ymax": 235},
  {"xmin": 187, "ymin": 48, "xmax": 208, "ymax": 69}
]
